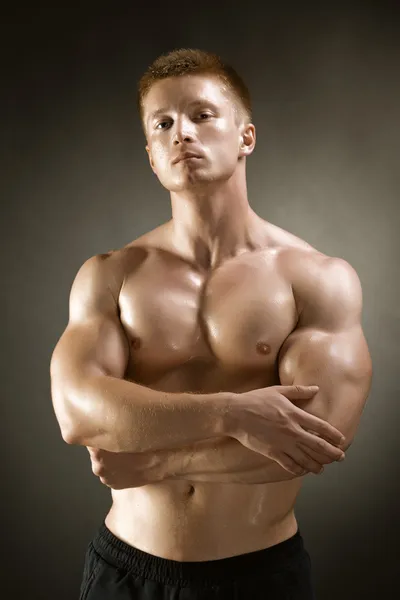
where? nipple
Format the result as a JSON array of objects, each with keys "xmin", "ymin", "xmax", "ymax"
[{"xmin": 256, "ymin": 341, "xmax": 271, "ymax": 355}]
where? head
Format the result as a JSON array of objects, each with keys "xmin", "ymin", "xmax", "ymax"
[{"xmin": 138, "ymin": 48, "xmax": 256, "ymax": 193}]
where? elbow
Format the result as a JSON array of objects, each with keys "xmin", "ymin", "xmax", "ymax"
[
  {"xmin": 55, "ymin": 416, "xmax": 83, "ymax": 445},
  {"xmin": 51, "ymin": 383, "xmax": 85, "ymax": 446},
  {"xmin": 61, "ymin": 427, "xmax": 82, "ymax": 445},
  {"xmin": 58, "ymin": 417, "xmax": 108, "ymax": 451}
]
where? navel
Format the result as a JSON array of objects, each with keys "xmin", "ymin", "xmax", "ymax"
[
  {"xmin": 256, "ymin": 341, "xmax": 271, "ymax": 355},
  {"xmin": 186, "ymin": 485, "xmax": 195, "ymax": 497}
]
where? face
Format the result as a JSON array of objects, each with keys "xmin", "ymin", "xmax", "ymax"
[{"xmin": 143, "ymin": 75, "xmax": 255, "ymax": 192}]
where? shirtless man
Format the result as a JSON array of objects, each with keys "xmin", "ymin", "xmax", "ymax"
[{"xmin": 50, "ymin": 49, "xmax": 373, "ymax": 599}]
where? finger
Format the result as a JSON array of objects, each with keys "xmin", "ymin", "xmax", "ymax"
[
  {"xmin": 297, "ymin": 411, "xmax": 345, "ymax": 446},
  {"xmin": 297, "ymin": 440, "xmax": 345, "ymax": 465},
  {"xmin": 278, "ymin": 385, "xmax": 320, "ymax": 399},
  {"xmin": 268, "ymin": 452, "xmax": 307, "ymax": 476},
  {"xmin": 289, "ymin": 448, "xmax": 324, "ymax": 474},
  {"xmin": 300, "ymin": 429, "xmax": 345, "ymax": 459}
]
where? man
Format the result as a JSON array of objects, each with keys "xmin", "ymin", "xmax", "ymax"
[{"xmin": 50, "ymin": 48, "xmax": 373, "ymax": 599}]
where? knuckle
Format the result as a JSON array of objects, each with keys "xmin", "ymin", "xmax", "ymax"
[
  {"xmin": 278, "ymin": 456, "xmax": 292, "ymax": 471},
  {"xmin": 290, "ymin": 426, "xmax": 304, "ymax": 441},
  {"xmin": 288, "ymin": 460, "xmax": 302, "ymax": 475},
  {"xmin": 286, "ymin": 425, "xmax": 297, "ymax": 438},
  {"xmin": 276, "ymin": 408, "xmax": 290, "ymax": 424}
]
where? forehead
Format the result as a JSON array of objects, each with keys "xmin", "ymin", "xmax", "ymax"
[{"xmin": 143, "ymin": 75, "xmax": 232, "ymax": 119}]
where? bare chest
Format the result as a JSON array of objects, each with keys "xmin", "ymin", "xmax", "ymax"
[{"xmin": 118, "ymin": 248, "xmax": 298, "ymax": 390}]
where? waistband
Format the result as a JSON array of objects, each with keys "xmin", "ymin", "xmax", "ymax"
[{"xmin": 91, "ymin": 522, "xmax": 306, "ymax": 588}]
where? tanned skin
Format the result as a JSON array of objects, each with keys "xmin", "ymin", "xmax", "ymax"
[{"xmin": 51, "ymin": 73, "xmax": 372, "ymax": 561}]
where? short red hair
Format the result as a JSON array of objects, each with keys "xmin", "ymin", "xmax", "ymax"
[{"xmin": 137, "ymin": 48, "xmax": 252, "ymax": 128}]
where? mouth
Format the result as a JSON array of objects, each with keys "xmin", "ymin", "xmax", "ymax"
[{"xmin": 173, "ymin": 153, "xmax": 202, "ymax": 164}]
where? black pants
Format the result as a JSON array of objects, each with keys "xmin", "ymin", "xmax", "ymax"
[{"xmin": 79, "ymin": 522, "xmax": 316, "ymax": 599}]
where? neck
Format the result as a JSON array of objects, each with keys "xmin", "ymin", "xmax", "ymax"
[{"xmin": 169, "ymin": 170, "xmax": 264, "ymax": 270}]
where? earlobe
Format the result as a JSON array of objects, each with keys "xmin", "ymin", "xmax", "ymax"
[{"xmin": 240, "ymin": 125, "xmax": 256, "ymax": 157}]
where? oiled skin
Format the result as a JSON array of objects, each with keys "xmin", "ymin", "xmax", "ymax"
[{"xmin": 104, "ymin": 218, "xmax": 315, "ymax": 561}]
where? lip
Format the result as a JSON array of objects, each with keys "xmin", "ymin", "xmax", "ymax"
[{"xmin": 172, "ymin": 152, "xmax": 202, "ymax": 164}]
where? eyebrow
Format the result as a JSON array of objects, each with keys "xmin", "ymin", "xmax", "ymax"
[
  {"xmin": 148, "ymin": 108, "xmax": 169, "ymax": 122},
  {"xmin": 148, "ymin": 100, "xmax": 219, "ymax": 123}
]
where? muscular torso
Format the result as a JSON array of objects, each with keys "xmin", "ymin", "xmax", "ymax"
[{"xmin": 104, "ymin": 218, "xmax": 318, "ymax": 561}]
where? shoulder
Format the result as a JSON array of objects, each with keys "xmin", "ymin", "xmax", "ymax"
[
  {"xmin": 73, "ymin": 245, "xmax": 146, "ymax": 305},
  {"xmin": 278, "ymin": 247, "xmax": 363, "ymax": 331},
  {"xmin": 263, "ymin": 221, "xmax": 361, "ymax": 297},
  {"xmin": 258, "ymin": 221, "xmax": 363, "ymax": 324},
  {"xmin": 88, "ymin": 221, "xmax": 173, "ymax": 278},
  {"xmin": 262, "ymin": 220, "xmax": 317, "ymax": 253},
  {"xmin": 76, "ymin": 223, "xmax": 173, "ymax": 300}
]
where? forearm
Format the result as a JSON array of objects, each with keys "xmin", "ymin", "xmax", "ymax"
[
  {"xmin": 164, "ymin": 436, "xmax": 299, "ymax": 484},
  {"xmin": 65, "ymin": 375, "xmax": 231, "ymax": 453}
]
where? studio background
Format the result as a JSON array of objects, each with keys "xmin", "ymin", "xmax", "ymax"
[{"xmin": 2, "ymin": 2, "xmax": 399, "ymax": 598}]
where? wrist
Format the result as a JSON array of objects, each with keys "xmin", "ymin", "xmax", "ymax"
[
  {"xmin": 217, "ymin": 392, "xmax": 239, "ymax": 438},
  {"xmin": 159, "ymin": 447, "xmax": 191, "ymax": 480}
]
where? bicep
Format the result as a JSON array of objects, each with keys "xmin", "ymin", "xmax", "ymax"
[
  {"xmin": 50, "ymin": 255, "xmax": 130, "ymax": 432},
  {"xmin": 51, "ymin": 314, "xmax": 130, "ymax": 386},
  {"xmin": 278, "ymin": 325, "xmax": 372, "ymax": 448}
]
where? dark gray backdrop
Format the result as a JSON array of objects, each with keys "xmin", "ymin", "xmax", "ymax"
[{"xmin": 2, "ymin": 2, "xmax": 399, "ymax": 598}]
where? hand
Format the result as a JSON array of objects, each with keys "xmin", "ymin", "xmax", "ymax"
[
  {"xmin": 87, "ymin": 446, "xmax": 167, "ymax": 490},
  {"xmin": 226, "ymin": 385, "xmax": 346, "ymax": 476}
]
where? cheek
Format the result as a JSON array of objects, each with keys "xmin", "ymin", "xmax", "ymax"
[
  {"xmin": 152, "ymin": 145, "xmax": 171, "ymax": 171},
  {"xmin": 211, "ymin": 126, "xmax": 239, "ymax": 152},
  {"xmin": 214, "ymin": 135, "xmax": 240, "ymax": 164}
]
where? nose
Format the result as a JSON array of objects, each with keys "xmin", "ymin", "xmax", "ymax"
[{"xmin": 172, "ymin": 117, "xmax": 195, "ymax": 145}]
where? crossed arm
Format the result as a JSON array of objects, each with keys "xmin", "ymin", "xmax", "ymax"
[
  {"xmin": 164, "ymin": 259, "xmax": 372, "ymax": 484},
  {"xmin": 89, "ymin": 257, "xmax": 373, "ymax": 488}
]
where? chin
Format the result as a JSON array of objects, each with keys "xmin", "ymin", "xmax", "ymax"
[
  {"xmin": 161, "ymin": 178, "xmax": 206, "ymax": 193},
  {"xmin": 165, "ymin": 171, "xmax": 233, "ymax": 193}
]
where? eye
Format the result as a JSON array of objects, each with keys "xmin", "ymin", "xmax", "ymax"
[
  {"xmin": 155, "ymin": 121, "xmax": 171, "ymax": 130},
  {"xmin": 198, "ymin": 113, "xmax": 211, "ymax": 120}
]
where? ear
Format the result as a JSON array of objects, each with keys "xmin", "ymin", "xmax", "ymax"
[
  {"xmin": 146, "ymin": 145, "xmax": 156, "ymax": 174},
  {"xmin": 238, "ymin": 124, "xmax": 256, "ymax": 158}
]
